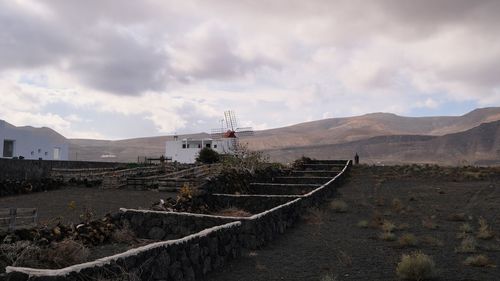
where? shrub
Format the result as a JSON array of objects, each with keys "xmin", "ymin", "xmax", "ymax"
[
  {"xmin": 396, "ymin": 251, "xmax": 436, "ymax": 281},
  {"xmin": 330, "ymin": 200, "xmax": 348, "ymax": 213},
  {"xmin": 178, "ymin": 183, "xmax": 196, "ymax": 200},
  {"xmin": 357, "ymin": 220, "xmax": 369, "ymax": 228},
  {"xmin": 477, "ymin": 217, "xmax": 495, "ymax": 240},
  {"xmin": 464, "ymin": 255, "xmax": 494, "ymax": 267},
  {"xmin": 196, "ymin": 147, "xmax": 220, "ymax": 164},
  {"xmin": 456, "ymin": 236, "xmax": 477, "ymax": 253},
  {"xmin": 399, "ymin": 233, "xmax": 418, "ymax": 247}
]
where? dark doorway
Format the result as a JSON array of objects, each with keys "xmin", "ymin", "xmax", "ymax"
[{"xmin": 3, "ymin": 140, "xmax": 14, "ymax": 158}]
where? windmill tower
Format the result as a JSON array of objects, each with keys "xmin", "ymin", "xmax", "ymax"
[{"xmin": 211, "ymin": 110, "xmax": 254, "ymax": 151}]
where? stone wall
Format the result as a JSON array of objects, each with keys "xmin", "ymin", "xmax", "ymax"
[
  {"xmin": 5, "ymin": 160, "xmax": 352, "ymax": 281},
  {"xmin": 6, "ymin": 221, "xmax": 242, "ymax": 281},
  {"xmin": 245, "ymin": 183, "xmax": 318, "ymax": 195},
  {"xmin": 0, "ymin": 159, "xmax": 125, "ymax": 180}
]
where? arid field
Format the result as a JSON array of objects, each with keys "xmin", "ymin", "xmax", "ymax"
[{"xmin": 206, "ymin": 165, "xmax": 500, "ymax": 281}]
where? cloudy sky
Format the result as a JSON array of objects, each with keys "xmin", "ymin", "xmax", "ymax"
[{"xmin": 1, "ymin": 0, "xmax": 500, "ymax": 139}]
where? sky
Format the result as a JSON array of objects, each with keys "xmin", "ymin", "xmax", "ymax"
[{"xmin": 1, "ymin": 0, "xmax": 500, "ymax": 140}]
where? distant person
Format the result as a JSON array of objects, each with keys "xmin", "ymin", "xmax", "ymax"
[{"xmin": 354, "ymin": 153, "xmax": 359, "ymax": 165}]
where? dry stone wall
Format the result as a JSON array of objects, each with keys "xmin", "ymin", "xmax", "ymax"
[
  {"xmin": 6, "ymin": 222, "xmax": 242, "ymax": 281},
  {"xmin": 6, "ymin": 160, "xmax": 351, "ymax": 281}
]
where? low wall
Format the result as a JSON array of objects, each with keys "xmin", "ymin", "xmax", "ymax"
[
  {"xmin": 246, "ymin": 183, "xmax": 318, "ymax": 195},
  {"xmin": 120, "ymin": 196, "xmax": 302, "ymax": 250},
  {"xmin": 6, "ymin": 221, "xmax": 242, "ymax": 281},
  {"xmin": 5, "ymin": 160, "xmax": 352, "ymax": 280},
  {"xmin": 0, "ymin": 159, "xmax": 125, "ymax": 180}
]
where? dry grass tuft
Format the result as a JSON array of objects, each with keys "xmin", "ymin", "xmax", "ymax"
[
  {"xmin": 336, "ymin": 250, "xmax": 352, "ymax": 267},
  {"xmin": 319, "ymin": 273, "xmax": 337, "ymax": 281},
  {"xmin": 381, "ymin": 220, "xmax": 396, "ymax": 233},
  {"xmin": 392, "ymin": 198, "xmax": 404, "ymax": 213},
  {"xmin": 303, "ymin": 208, "xmax": 327, "ymax": 225},
  {"xmin": 463, "ymin": 255, "xmax": 495, "ymax": 267},
  {"xmin": 357, "ymin": 220, "xmax": 369, "ymax": 228},
  {"xmin": 46, "ymin": 239, "xmax": 90, "ymax": 268},
  {"xmin": 330, "ymin": 200, "xmax": 348, "ymax": 213},
  {"xmin": 215, "ymin": 207, "xmax": 252, "ymax": 217},
  {"xmin": 178, "ymin": 183, "xmax": 197, "ymax": 200},
  {"xmin": 459, "ymin": 223, "xmax": 473, "ymax": 233},
  {"xmin": 398, "ymin": 233, "xmax": 418, "ymax": 248},
  {"xmin": 476, "ymin": 217, "xmax": 495, "ymax": 240},
  {"xmin": 447, "ymin": 213, "xmax": 467, "ymax": 222},
  {"xmin": 369, "ymin": 211, "xmax": 384, "ymax": 228},
  {"xmin": 421, "ymin": 236, "xmax": 444, "ymax": 247},
  {"xmin": 396, "ymin": 251, "xmax": 436, "ymax": 281},
  {"xmin": 455, "ymin": 236, "xmax": 477, "ymax": 253},
  {"xmin": 397, "ymin": 223, "xmax": 410, "ymax": 231},
  {"xmin": 422, "ymin": 217, "xmax": 438, "ymax": 230},
  {"xmin": 379, "ymin": 232, "xmax": 397, "ymax": 241},
  {"xmin": 111, "ymin": 223, "xmax": 137, "ymax": 244}
]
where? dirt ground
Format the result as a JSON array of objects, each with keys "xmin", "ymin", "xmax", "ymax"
[
  {"xmin": 0, "ymin": 186, "xmax": 175, "ymax": 225},
  {"xmin": 207, "ymin": 165, "xmax": 500, "ymax": 281}
]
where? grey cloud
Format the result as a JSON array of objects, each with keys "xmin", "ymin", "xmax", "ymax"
[
  {"xmin": 0, "ymin": 2, "xmax": 70, "ymax": 69},
  {"xmin": 69, "ymin": 29, "xmax": 169, "ymax": 95}
]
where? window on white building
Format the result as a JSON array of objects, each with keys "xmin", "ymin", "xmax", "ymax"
[{"xmin": 3, "ymin": 140, "xmax": 14, "ymax": 157}]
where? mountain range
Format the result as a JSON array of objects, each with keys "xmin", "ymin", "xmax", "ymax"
[{"xmin": 3, "ymin": 107, "xmax": 500, "ymax": 165}]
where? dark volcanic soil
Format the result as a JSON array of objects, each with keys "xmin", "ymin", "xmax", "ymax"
[
  {"xmin": 0, "ymin": 186, "xmax": 175, "ymax": 224},
  {"xmin": 207, "ymin": 165, "xmax": 500, "ymax": 281}
]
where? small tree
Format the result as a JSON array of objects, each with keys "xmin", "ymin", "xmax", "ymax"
[{"xmin": 196, "ymin": 147, "xmax": 220, "ymax": 164}]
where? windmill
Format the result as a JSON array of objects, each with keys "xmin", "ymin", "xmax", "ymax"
[{"xmin": 210, "ymin": 110, "xmax": 254, "ymax": 150}]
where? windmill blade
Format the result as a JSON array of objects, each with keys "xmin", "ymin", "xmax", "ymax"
[{"xmin": 224, "ymin": 110, "xmax": 238, "ymax": 131}]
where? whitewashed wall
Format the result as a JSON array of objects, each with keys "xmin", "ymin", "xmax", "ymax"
[
  {"xmin": 0, "ymin": 120, "xmax": 69, "ymax": 160},
  {"xmin": 165, "ymin": 138, "xmax": 235, "ymax": 163}
]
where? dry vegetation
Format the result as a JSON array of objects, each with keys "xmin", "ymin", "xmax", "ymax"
[
  {"xmin": 396, "ymin": 251, "xmax": 436, "ymax": 281},
  {"xmin": 214, "ymin": 207, "xmax": 252, "ymax": 217}
]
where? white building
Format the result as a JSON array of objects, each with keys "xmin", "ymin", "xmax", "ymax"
[
  {"xmin": 165, "ymin": 137, "xmax": 235, "ymax": 163},
  {"xmin": 0, "ymin": 120, "xmax": 69, "ymax": 160}
]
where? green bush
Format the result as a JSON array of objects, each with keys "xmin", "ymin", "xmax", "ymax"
[{"xmin": 196, "ymin": 147, "xmax": 221, "ymax": 164}]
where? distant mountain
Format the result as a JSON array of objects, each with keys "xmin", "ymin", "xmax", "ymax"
[
  {"xmin": 69, "ymin": 133, "xmax": 209, "ymax": 162},
  {"xmin": 242, "ymin": 107, "xmax": 500, "ymax": 150},
  {"xmin": 64, "ymin": 107, "xmax": 500, "ymax": 164},
  {"xmin": 265, "ymin": 120, "xmax": 500, "ymax": 165}
]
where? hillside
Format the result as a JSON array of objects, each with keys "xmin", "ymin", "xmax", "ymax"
[
  {"xmin": 67, "ymin": 107, "xmax": 500, "ymax": 163},
  {"xmin": 242, "ymin": 107, "xmax": 500, "ymax": 150},
  {"xmin": 265, "ymin": 120, "xmax": 500, "ymax": 165}
]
